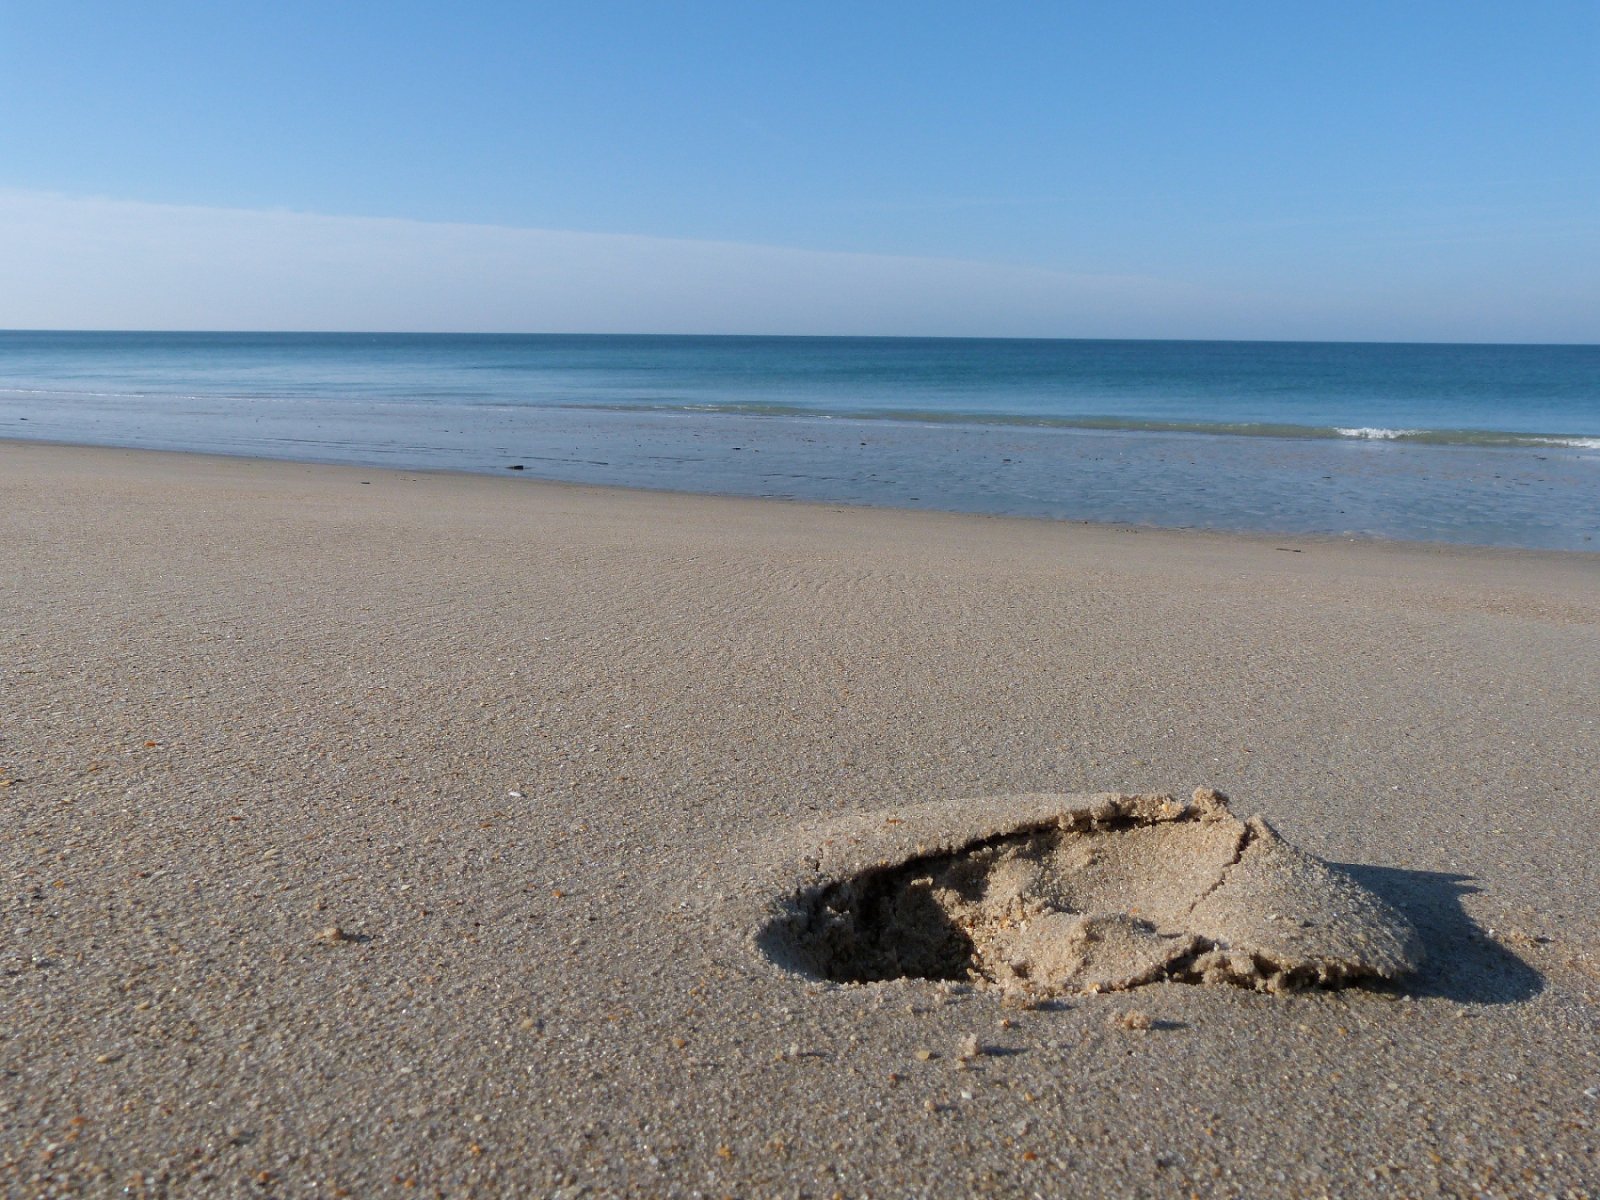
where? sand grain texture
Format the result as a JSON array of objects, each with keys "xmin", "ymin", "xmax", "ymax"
[{"xmin": 2, "ymin": 441, "xmax": 1598, "ymax": 1197}]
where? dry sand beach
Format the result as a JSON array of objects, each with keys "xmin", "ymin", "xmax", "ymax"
[{"xmin": 3, "ymin": 439, "xmax": 1598, "ymax": 1197}]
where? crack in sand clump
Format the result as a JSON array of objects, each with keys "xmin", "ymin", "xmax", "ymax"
[{"xmin": 761, "ymin": 790, "xmax": 1421, "ymax": 996}]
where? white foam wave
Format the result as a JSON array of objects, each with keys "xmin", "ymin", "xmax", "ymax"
[
  {"xmin": 1334, "ymin": 427, "xmax": 1418, "ymax": 440},
  {"xmin": 1533, "ymin": 436, "xmax": 1600, "ymax": 450}
]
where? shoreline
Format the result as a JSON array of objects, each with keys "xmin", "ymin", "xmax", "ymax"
[
  {"xmin": 4, "ymin": 438, "xmax": 1598, "ymax": 1195},
  {"xmin": 5, "ymin": 331, "xmax": 1597, "ymax": 552},
  {"xmin": 5, "ymin": 434, "xmax": 1597, "ymax": 564}
]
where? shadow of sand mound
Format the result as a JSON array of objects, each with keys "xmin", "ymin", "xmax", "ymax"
[
  {"xmin": 1333, "ymin": 864, "xmax": 1540, "ymax": 1004},
  {"xmin": 759, "ymin": 790, "xmax": 1422, "ymax": 996}
]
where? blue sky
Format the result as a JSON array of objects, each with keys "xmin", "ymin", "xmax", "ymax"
[{"xmin": 2, "ymin": 2, "xmax": 1596, "ymax": 340}]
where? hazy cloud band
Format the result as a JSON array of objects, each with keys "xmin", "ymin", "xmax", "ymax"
[{"xmin": 2, "ymin": 191, "xmax": 1593, "ymax": 341}]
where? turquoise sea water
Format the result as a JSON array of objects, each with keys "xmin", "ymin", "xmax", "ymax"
[{"xmin": 2, "ymin": 332, "xmax": 1597, "ymax": 550}]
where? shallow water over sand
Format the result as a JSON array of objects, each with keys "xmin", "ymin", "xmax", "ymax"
[{"xmin": 3, "ymin": 332, "xmax": 1596, "ymax": 549}]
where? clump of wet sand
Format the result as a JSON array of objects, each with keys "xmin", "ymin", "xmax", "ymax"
[{"xmin": 761, "ymin": 789, "xmax": 1421, "ymax": 996}]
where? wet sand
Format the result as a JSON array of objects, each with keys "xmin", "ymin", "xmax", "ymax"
[{"xmin": 3, "ymin": 439, "xmax": 1598, "ymax": 1197}]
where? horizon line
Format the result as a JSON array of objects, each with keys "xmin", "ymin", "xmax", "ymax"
[{"xmin": 3, "ymin": 328, "xmax": 1596, "ymax": 349}]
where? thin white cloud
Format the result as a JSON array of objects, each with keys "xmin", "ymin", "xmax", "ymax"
[
  {"xmin": 0, "ymin": 190, "xmax": 1593, "ymax": 341},
  {"xmin": 0, "ymin": 189, "xmax": 1234, "ymax": 337}
]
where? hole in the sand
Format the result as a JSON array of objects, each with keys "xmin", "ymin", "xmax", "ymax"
[{"xmin": 759, "ymin": 790, "xmax": 1422, "ymax": 997}]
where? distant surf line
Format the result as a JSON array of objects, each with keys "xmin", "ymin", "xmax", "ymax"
[{"xmin": 572, "ymin": 400, "xmax": 1600, "ymax": 451}]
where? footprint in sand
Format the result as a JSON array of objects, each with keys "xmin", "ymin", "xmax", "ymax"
[{"xmin": 758, "ymin": 789, "xmax": 1421, "ymax": 996}]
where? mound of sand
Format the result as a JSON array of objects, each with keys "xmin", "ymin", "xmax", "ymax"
[{"xmin": 759, "ymin": 789, "xmax": 1421, "ymax": 995}]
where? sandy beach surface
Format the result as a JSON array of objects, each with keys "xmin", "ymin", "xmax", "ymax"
[{"xmin": 3, "ymin": 439, "xmax": 1598, "ymax": 1198}]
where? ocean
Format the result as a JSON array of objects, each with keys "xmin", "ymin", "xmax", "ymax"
[{"xmin": 2, "ymin": 331, "xmax": 1597, "ymax": 551}]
